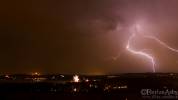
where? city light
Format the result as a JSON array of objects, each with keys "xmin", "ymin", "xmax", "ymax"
[
  {"xmin": 32, "ymin": 72, "xmax": 40, "ymax": 76},
  {"xmin": 60, "ymin": 75, "xmax": 64, "ymax": 78},
  {"xmin": 5, "ymin": 75, "xmax": 10, "ymax": 78},
  {"xmin": 73, "ymin": 75, "xmax": 80, "ymax": 82},
  {"xmin": 85, "ymin": 79, "xmax": 89, "ymax": 82}
]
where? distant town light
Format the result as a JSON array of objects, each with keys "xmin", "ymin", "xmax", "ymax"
[
  {"xmin": 170, "ymin": 73, "xmax": 174, "ymax": 76},
  {"xmin": 73, "ymin": 75, "xmax": 80, "ymax": 82},
  {"xmin": 60, "ymin": 75, "xmax": 64, "ymax": 78},
  {"xmin": 85, "ymin": 79, "xmax": 89, "ymax": 82},
  {"xmin": 32, "ymin": 72, "xmax": 40, "ymax": 75},
  {"xmin": 73, "ymin": 88, "xmax": 77, "ymax": 92},
  {"xmin": 5, "ymin": 75, "xmax": 9, "ymax": 78}
]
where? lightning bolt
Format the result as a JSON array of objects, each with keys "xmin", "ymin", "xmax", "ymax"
[
  {"xmin": 111, "ymin": 23, "xmax": 178, "ymax": 72},
  {"xmin": 126, "ymin": 33, "xmax": 156, "ymax": 72},
  {"xmin": 125, "ymin": 24, "xmax": 178, "ymax": 73},
  {"xmin": 143, "ymin": 35, "xmax": 178, "ymax": 53}
]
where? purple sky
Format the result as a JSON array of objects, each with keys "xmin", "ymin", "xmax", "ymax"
[{"xmin": 0, "ymin": 0, "xmax": 178, "ymax": 74}]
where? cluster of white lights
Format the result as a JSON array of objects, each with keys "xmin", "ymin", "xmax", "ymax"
[{"xmin": 73, "ymin": 75, "xmax": 80, "ymax": 82}]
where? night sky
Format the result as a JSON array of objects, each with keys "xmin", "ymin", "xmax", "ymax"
[{"xmin": 1, "ymin": 0, "xmax": 178, "ymax": 74}]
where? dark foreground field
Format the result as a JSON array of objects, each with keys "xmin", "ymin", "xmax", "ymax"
[{"xmin": 0, "ymin": 73, "xmax": 178, "ymax": 100}]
